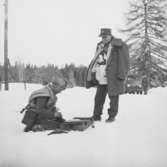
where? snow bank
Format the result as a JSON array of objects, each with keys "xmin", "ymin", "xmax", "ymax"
[{"xmin": 0, "ymin": 83, "xmax": 167, "ymax": 167}]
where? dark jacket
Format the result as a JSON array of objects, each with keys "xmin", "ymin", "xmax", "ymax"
[{"xmin": 86, "ymin": 37, "xmax": 130, "ymax": 96}]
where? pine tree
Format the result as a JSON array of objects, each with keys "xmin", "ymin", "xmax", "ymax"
[{"xmin": 121, "ymin": 0, "xmax": 167, "ymax": 90}]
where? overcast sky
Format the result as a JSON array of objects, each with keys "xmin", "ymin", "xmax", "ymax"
[{"xmin": 0, "ymin": 0, "xmax": 132, "ymax": 67}]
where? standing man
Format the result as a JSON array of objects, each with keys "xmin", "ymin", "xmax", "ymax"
[{"xmin": 86, "ymin": 28, "xmax": 129, "ymax": 122}]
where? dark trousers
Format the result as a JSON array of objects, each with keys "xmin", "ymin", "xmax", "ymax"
[{"xmin": 93, "ymin": 85, "xmax": 119, "ymax": 118}]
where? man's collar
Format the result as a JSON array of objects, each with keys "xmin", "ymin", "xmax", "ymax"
[{"xmin": 111, "ymin": 37, "xmax": 123, "ymax": 47}]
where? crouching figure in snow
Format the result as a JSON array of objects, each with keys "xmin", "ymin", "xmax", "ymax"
[{"xmin": 21, "ymin": 76, "xmax": 67, "ymax": 132}]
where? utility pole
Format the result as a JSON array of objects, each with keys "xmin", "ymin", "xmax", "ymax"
[{"xmin": 4, "ymin": 0, "xmax": 9, "ymax": 90}]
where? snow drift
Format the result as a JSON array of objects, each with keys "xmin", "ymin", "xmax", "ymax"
[{"xmin": 0, "ymin": 83, "xmax": 167, "ymax": 167}]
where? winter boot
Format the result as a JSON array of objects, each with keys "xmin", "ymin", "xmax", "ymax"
[
  {"xmin": 24, "ymin": 125, "xmax": 33, "ymax": 132},
  {"xmin": 92, "ymin": 115, "xmax": 101, "ymax": 121},
  {"xmin": 105, "ymin": 116, "xmax": 115, "ymax": 123}
]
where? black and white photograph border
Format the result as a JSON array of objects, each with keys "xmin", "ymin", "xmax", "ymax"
[{"xmin": 0, "ymin": 0, "xmax": 167, "ymax": 167}]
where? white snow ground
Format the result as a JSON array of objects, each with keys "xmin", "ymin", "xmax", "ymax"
[{"xmin": 0, "ymin": 83, "xmax": 167, "ymax": 167}]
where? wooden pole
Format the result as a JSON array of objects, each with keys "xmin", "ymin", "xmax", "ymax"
[{"xmin": 4, "ymin": 0, "xmax": 9, "ymax": 90}]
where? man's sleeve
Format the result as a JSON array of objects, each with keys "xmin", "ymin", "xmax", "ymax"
[{"xmin": 117, "ymin": 43, "xmax": 130, "ymax": 80}]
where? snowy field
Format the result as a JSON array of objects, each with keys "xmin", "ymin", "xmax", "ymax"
[{"xmin": 0, "ymin": 83, "xmax": 167, "ymax": 167}]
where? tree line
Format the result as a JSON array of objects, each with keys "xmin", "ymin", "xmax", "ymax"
[{"xmin": 0, "ymin": 62, "xmax": 87, "ymax": 87}]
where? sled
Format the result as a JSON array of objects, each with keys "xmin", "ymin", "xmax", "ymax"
[
  {"xmin": 47, "ymin": 117, "xmax": 94, "ymax": 135},
  {"xmin": 60, "ymin": 117, "xmax": 94, "ymax": 131}
]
